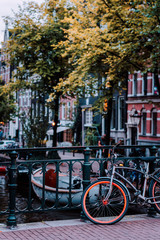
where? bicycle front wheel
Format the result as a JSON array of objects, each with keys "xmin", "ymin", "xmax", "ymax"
[
  {"xmin": 82, "ymin": 179, "xmax": 129, "ymax": 225},
  {"xmin": 149, "ymin": 173, "xmax": 160, "ymax": 213}
]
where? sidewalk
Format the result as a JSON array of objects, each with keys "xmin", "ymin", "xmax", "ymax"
[
  {"xmin": 58, "ymin": 151, "xmax": 84, "ymax": 160},
  {"xmin": 0, "ymin": 214, "xmax": 160, "ymax": 240}
]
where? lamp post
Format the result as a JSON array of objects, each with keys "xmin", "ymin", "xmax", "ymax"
[
  {"xmin": 52, "ymin": 120, "xmax": 55, "ymax": 147},
  {"xmin": 82, "ymin": 109, "xmax": 85, "ymax": 146},
  {"xmin": 129, "ymin": 110, "xmax": 142, "ymax": 145},
  {"xmin": 130, "ymin": 110, "xmax": 141, "ymax": 126},
  {"xmin": 49, "ymin": 120, "xmax": 61, "ymax": 159}
]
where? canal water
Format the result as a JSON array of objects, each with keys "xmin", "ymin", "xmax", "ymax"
[{"xmin": 0, "ymin": 173, "xmax": 81, "ymax": 224}]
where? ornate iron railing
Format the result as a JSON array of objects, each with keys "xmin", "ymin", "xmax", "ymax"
[{"xmin": 0, "ymin": 145, "xmax": 159, "ymax": 227}]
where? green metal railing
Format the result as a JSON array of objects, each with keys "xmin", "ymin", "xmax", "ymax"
[{"xmin": 0, "ymin": 144, "xmax": 160, "ymax": 228}]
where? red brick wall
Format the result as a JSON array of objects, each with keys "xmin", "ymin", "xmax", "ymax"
[{"xmin": 127, "ymin": 72, "xmax": 160, "ymax": 142}]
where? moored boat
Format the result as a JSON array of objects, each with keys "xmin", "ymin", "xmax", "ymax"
[
  {"xmin": 31, "ymin": 168, "xmax": 83, "ymax": 206},
  {"xmin": 0, "ymin": 166, "xmax": 7, "ymax": 173}
]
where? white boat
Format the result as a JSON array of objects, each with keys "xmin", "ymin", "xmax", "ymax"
[{"xmin": 31, "ymin": 168, "xmax": 83, "ymax": 206}]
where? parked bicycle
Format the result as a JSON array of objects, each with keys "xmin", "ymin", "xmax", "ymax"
[{"xmin": 81, "ymin": 145, "xmax": 160, "ymax": 225}]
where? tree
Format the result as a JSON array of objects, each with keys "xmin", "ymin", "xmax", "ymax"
[
  {"xmin": 22, "ymin": 111, "xmax": 49, "ymax": 148},
  {"xmin": 100, "ymin": 0, "xmax": 160, "ymax": 92},
  {"xmin": 53, "ymin": 0, "xmax": 160, "ymax": 144},
  {"xmin": 5, "ymin": 0, "xmax": 72, "ymax": 147},
  {"xmin": 0, "ymin": 79, "xmax": 16, "ymax": 123},
  {"xmin": 53, "ymin": 0, "xmax": 128, "ymax": 145}
]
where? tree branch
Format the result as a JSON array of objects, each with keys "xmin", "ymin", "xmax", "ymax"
[{"xmin": 101, "ymin": 0, "xmax": 128, "ymax": 26}]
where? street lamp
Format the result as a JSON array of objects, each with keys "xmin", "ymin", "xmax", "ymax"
[
  {"xmin": 82, "ymin": 109, "xmax": 85, "ymax": 146},
  {"xmin": 51, "ymin": 120, "xmax": 56, "ymax": 147},
  {"xmin": 130, "ymin": 110, "xmax": 142, "ymax": 125},
  {"xmin": 52, "ymin": 121, "xmax": 55, "ymax": 127}
]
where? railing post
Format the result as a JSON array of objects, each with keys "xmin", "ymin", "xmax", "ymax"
[
  {"xmin": 150, "ymin": 145, "xmax": 158, "ymax": 155},
  {"xmin": 148, "ymin": 146, "xmax": 158, "ymax": 217},
  {"xmin": 82, "ymin": 147, "xmax": 91, "ymax": 191},
  {"xmin": 7, "ymin": 151, "xmax": 17, "ymax": 228},
  {"xmin": 81, "ymin": 147, "xmax": 91, "ymax": 221},
  {"xmin": 149, "ymin": 145, "xmax": 157, "ymax": 173}
]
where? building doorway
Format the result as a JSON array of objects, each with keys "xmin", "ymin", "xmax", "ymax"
[{"xmin": 131, "ymin": 127, "xmax": 137, "ymax": 145}]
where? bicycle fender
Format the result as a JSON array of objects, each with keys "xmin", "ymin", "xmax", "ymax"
[{"xmin": 98, "ymin": 177, "xmax": 131, "ymax": 201}]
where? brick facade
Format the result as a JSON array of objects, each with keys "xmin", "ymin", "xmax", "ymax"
[{"xmin": 127, "ymin": 71, "xmax": 160, "ymax": 145}]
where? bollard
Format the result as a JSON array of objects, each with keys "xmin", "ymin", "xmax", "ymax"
[
  {"xmin": 81, "ymin": 147, "xmax": 91, "ymax": 221},
  {"xmin": 147, "ymin": 146, "xmax": 158, "ymax": 217},
  {"xmin": 7, "ymin": 151, "xmax": 17, "ymax": 228}
]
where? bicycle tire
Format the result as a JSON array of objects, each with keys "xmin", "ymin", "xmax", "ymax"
[
  {"xmin": 149, "ymin": 173, "xmax": 160, "ymax": 213},
  {"xmin": 81, "ymin": 178, "xmax": 129, "ymax": 225}
]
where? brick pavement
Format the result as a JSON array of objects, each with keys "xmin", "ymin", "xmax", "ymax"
[{"xmin": 0, "ymin": 215, "xmax": 160, "ymax": 240}]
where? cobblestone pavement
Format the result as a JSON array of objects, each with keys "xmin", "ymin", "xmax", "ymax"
[{"xmin": 0, "ymin": 214, "xmax": 160, "ymax": 240}]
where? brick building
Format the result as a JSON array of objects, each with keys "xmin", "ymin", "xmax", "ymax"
[
  {"xmin": 127, "ymin": 71, "xmax": 160, "ymax": 145},
  {"xmin": 0, "ymin": 22, "xmax": 31, "ymax": 145}
]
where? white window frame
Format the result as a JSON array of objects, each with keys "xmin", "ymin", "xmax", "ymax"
[
  {"xmin": 62, "ymin": 103, "xmax": 66, "ymax": 120},
  {"xmin": 85, "ymin": 109, "xmax": 92, "ymax": 126},
  {"xmin": 67, "ymin": 102, "xmax": 71, "ymax": 120},
  {"xmin": 72, "ymin": 101, "xmax": 76, "ymax": 120},
  {"xmin": 133, "ymin": 73, "xmax": 137, "ymax": 96}
]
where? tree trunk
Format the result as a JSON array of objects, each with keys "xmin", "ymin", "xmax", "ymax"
[
  {"xmin": 48, "ymin": 95, "xmax": 61, "ymax": 159},
  {"xmin": 104, "ymin": 97, "xmax": 113, "ymax": 146},
  {"xmin": 52, "ymin": 96, "xmax": 59, "ymax": 147},
  {"xmin": 102, "ymin": 95, "xmax": 113, "ymax": 176}
]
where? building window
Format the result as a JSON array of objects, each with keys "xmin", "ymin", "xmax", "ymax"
[
  {"xmin": 45, "ymin": 106, "xmax": 48, "ymax": 117},
  {"xmin": 85, "ymin": 109, "xmax": 92, "ymax": 125},
  {"xmin": 39, "ymin": 104, "xmax": 43, "ymax": 120},
  {"xmin": 141, "ymin": 110, "xmax": 146, "ymax": 135},
  {"xmin": 111, "ymin": 99, "xmax": 116, "ymax": 129},
  {"xmin": 72, "ymin": 102, "xmax": 76, "ymax": 120},
  {"xmin": 49, "ymin": 109, "xmax": 53, "ymax": 121},
  {"xmin": 152, "ymin": 109, "xmax": 157, "ymax": 136},
  {"xmin": 154, "ymin": 73, "xmax": 159, "ymax": 95},
  {"xmin": 119, "ymin": 97, "xmax": 125, "ymax": 130},
  {"xmin": 36, "ymin": 102, "xmax": 39, "ymax": 117},
  {"xmin": 67, "ymin": 102, "xmax": 71, "ymax": 120},
  {"xmin": 143, "ymin": 73, "xmax": 147, "ymax": 95},
  {"xmin": 133, "ymin": 73, "xmax": 137, "ymax": 96},
  {"xmin": 62, "ymin": 103, "xmax": 65, "ymax": 120}
]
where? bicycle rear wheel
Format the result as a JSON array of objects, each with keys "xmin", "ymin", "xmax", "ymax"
[
  {"xmin": 149, "ymin": 173, "xmax": 160, "ymax": 213},
  {"xmin": 82, "ymin": 179, "xmax": 129, "ymax": 225}
]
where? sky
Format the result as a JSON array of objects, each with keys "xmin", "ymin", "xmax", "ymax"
[{"xmin": 0, "ymin": 0, "xmax": 44, "ymax": 47}]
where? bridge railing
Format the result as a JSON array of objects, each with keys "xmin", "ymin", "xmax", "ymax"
[{"xmin": 0, "ymin": 144, "xmax": 160, "ymax": 228}]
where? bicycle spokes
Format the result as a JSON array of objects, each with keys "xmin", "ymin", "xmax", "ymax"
[{"xmin": 82, "ymin": 180, "xmax": 129, "ymax": 224}]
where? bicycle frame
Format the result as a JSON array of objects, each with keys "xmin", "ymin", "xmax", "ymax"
[{"xmin": 105, "ymin": 161, "xmax": 160, "ymax": 204}]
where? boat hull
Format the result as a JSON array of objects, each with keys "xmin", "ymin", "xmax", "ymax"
[
  {"xmin": 31, "ymin": 168, "xmax": 83, "ymax": 206},
  {"xmin": 0, "ymin": 166, "xmax": 7, "ymax": 173}
]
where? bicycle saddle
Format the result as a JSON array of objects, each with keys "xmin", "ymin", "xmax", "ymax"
[{"xmin": 138, "ymin": 156, "xmax": 157, "ymax": 162}]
